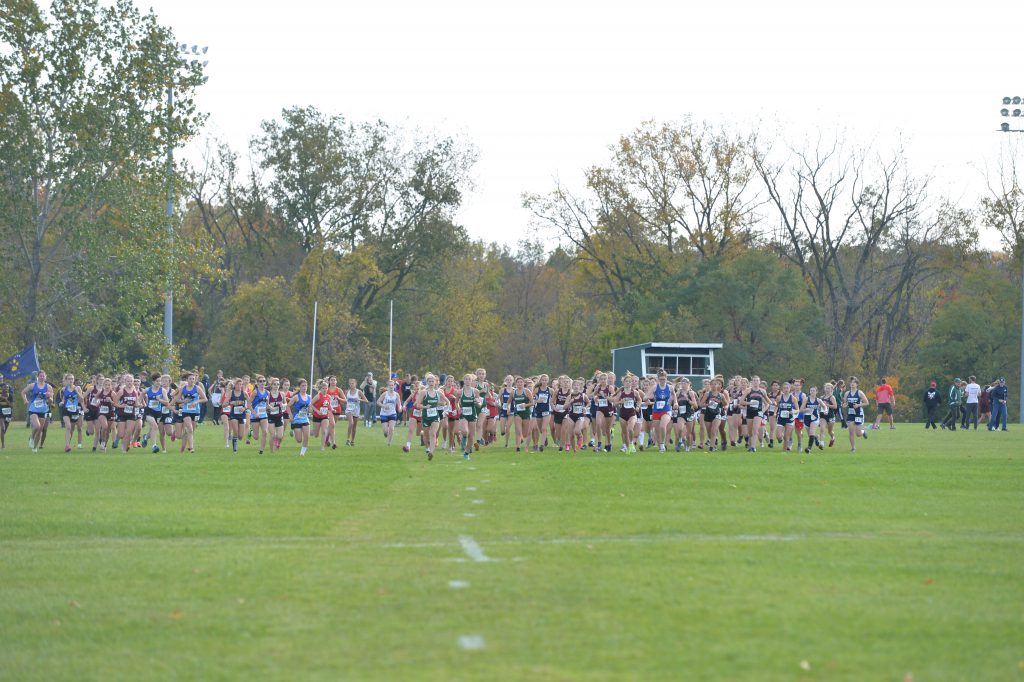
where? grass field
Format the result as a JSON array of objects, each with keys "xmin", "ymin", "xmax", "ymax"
[{"xmin": 1, "ymin": 421, "xmax": 1022, "ymax": 681}]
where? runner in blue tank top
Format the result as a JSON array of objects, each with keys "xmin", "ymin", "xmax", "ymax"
[
  {"xmin": 287, "ymin": 379, "xmax": 312, "ymax": 456},
  {"xmin": 22, "ymin": 370, "xmax": 54, "ymax": 452}
]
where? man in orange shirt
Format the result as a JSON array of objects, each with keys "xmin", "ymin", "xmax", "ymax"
[{"xmin": 871, "ymin": 378, "xmax": 896, "ymax": 430}]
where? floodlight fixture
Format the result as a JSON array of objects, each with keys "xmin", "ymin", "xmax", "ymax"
[
  {"xmin": 1001, "ymin": 122, "xmax": 1011, "ymax": 132},
  {"xmin": 1014, "ymin": 96, "xmax": 1022, "ymax": 105},
  {"xmin": 1002, "ymin": 108, "xmax": 1010, "ymax": 116}
]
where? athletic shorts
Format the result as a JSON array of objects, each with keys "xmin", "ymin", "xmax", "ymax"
[
  {"xmin": 877, "ymin": 403, "xmax": 892, "ymax": 415},
  {"xmin": 619, "ymin": 409, "xmax": 636, "ymax": 421},
  {"xmin": 267, "ymin": 415, "xmax": 284, "ymax": 428},
  {"xmin": 145, "ymin": 408, "xmax": 163, "ymax": 421},
  {"xmin": 173, "ymin": 413, "xmax": 185, "ymax": 424},
  {"xmin": 163, "ymin": 413, "xmax": 174, "ymax": 425},
  {"xmin": 552, "ymin": 411, "xmax": 566, "ymax": 425},
  {"xmin": 513, "ymin": 411, "xmax": 531, "ymax": 421},
  {"xmin": 703, "ymin": 409, "xmax": 718, "ymax": 422},
  {"xmin": 380, "ymin": 413, "xmax": 398, "ymax": 423},
  {"xmin": 794, "ymin": 419, "xmax": 804, "ymax": 431},
  {"xmin": 2, "ymin": 406, "xmax": 14, "ymax": 423},
  {"xmin": 60, "ymin": 408, "xmax": 81, "ymax": 422},
  {"xmin": 642, "ymin": 409, "xmax": 653, "ymax": 423},
  {"xmin": 803, "ymin": 416, "xmax": 820, "ymax": 427},
  {"xmin": 777, "ymin": 418, "xmax": 792, "ymax": 427},
  {"xmin": 652, "ymin": 411, "xmax": 671, "ymax": 421},
  {"xmin": 291, "ymin": 421, "xmax": 309, "ymax": 430},
  {"xmin": 847, "ymin": 409, "xmax": 864, "ymax": 425},
  {"xmin": 83, "ymin": 411, "xmax": 97, "ymax": 422}
]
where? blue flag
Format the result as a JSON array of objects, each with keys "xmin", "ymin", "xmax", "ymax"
[{"xmin": 0, "ymin": 344, "xmax": 41, "ymax": 380}]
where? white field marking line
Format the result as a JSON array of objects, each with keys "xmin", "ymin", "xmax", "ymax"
[
  {"xmin": 457, "ymin": 634, "xmax": 485, "ymax": 651},
  {"xmin": 463, "ymin": 513, "xmax": 478, "ymax": 518},
  {"xmin": 465, "ymin": 486, "xmax": 477, "ymax": 491},
  {"xmin": 448, "ymin": 580, "xmax": 470, "ymax": 589},
  {"xmin": 9, "ymin": 530, "xmax": 1023, "ymax": 551},
  {"xmin": 471, "ymin": 499, "xmax": 485, "ymax": 505},
  {"xmin": 458, "ymin": 535, "xmax": 491, "ymax": 562}
]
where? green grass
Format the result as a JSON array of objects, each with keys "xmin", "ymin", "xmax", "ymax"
[{"xmin": 1, "ymin": 421, "xmax": 1022, "ymax": 681}]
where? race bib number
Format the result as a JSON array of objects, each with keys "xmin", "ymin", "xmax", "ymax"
[
  {"xmin": 256, "ymin": 405, "xmax": 267, "ymax": 418},
  {"xmin": 32, "ymin": 398, "xmax": 45, "ymax": 410},
  {"xmin": 1, "ymin": 407, "xmax": 11, "ymax": 416},
  {"xmin": 426, "ymin": 407, "xmax": 437, "ymax": 418},
  {"xmin": 99, "ymin": 406, "xmax": 109, "ymax": 414},
  {"xmin": 554, "ymin": 404, "xmax": 565, "ymax": 413},
  {"xmin": 572, "ymin": 404, "xmax": 584, "ymax": 414},
  {"xmin": 655, "ymin": 400, "xmax": 666, "ymax": 410},
  {"xmin": 211, "ymin": 394, "xmax": 222, "ymax": 406},
  {"xmin": 269, "ymin": 404, "xmax": 280, "ymax": 415},
  {"xmin": 330, "ymin": 396, "xmax": 339, "ymax": 408},
  {"xmin": 462, "ymin": 406, "xmax": 474, "ymax": 416},
  {"xmin": 346, "ymin": 402, "xmax": 359, "ymax": 414},
  {"xmin": 779, "ymin": 410, "xmax": 790, "ymax": 419},
  {"xmin": 412, "ymin": 409, "xmax": 421, "ymax": 418},
  {"xmin": 597, "ymin": 398, "xmax": 608, "ymax": 407},
  {"xmin": 847, "ymin": 407, "xmax": 856, "ymax": 416},
  {"xmin": 622, "ymin": 399, "xmax": 634, "ymax": 409},
  {"xmin": 233, "ymin": 405, "xmax": 245, "ymax": 415},
  {"xmin": 708, "ymin": 400, "xmax": 718, "ymax": 410},
  {"xmin": 90, "ymin": 398, "xmax": 99, "ymax": 407},
  {"xmin": 148, "ymin": 399, "xmax": 161, "ymax": 410},
  {"xmin": 749, "ymin": 399, "xmax": 760, "ymax": 409}
]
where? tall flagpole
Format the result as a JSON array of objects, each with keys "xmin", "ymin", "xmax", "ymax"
[
  {"xmin": 309, "ymin": 301, "xmax": 318, "ymax": 389},
  {"xmin": 388, "ymin": 299, "xmax": 394, "ymax": 380}
]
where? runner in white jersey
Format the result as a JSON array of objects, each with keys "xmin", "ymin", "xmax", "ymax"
[{"xmin": 377, "ymin": 380, "xmax": 402, "ymax": 446}]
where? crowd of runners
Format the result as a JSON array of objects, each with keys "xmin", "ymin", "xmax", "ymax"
[{"xmin": 1, "ymin": 367, "xmax": 887, "ymax": 459}]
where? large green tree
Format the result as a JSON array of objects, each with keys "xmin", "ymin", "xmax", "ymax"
[{"xmin": 0, "ymin": 0, "xmax": 207, "ymax": 368}]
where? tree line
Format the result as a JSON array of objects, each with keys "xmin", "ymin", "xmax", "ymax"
[{"xmin": 1, "ymin": 1, "xmax": 1021, "ymax": 421}]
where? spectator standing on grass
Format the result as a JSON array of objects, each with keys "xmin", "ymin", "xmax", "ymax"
[
  {"xmin": 959, "ymin": 379, "xmax": 970, "ymax": 429},
  {"xmin": 361, "ymin": 373, "xmax": 377, "ymax": 427},
  {"xmin": 979, "ymin": 379, "xmax": 993, "ymax": 426},
  {"xmin": 871, "ymin": 378, "xmax": 895, "ymax": 430},
  {"xmin": 923, "ymin": 381, "xmax": 941, "ymax": 429},
  {"xmin": 963, "ymin": 376, "xmax": 981, "ymax": 430},
  {"xmin": 988, "ymin": 378, "xmax": 1009, "ymax": 431},
  {"xmin": 941, "ymin": 378, "xmax": 962, "ymax": 430}
]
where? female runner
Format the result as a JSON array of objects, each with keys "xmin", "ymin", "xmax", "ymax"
[
  {"xmin": 402, "ymin": 377, "xmax": 423, "ymax": 453},
  {"xmin": 820, "ymin": 382, "xmax": 838, "ymax": 447},
  {"xmin": 616, "ymin": 373, "xmax": 640, "ymax": 453},
  {"xmin": 741, "ymin": 378, "xmax": 767, "ymax": 453},
  {"xmin": 550, "ymin": 375, "xmax": 570, "ymax": 450},
  {"xmin": 530, "ymin": 374, "xmax": 553, "ymax": 452},
  {"xmin": 498, "ymin": 375, "xmax": 514, "ymax": 447},
  {"xmin": 700, "ymin": 378, "xmax": 726, "ymax": 452},
  {"xmin": 247, "ymin": 376, "xmax": 270, "ymax": 454},
  {"xmin": 456, "ymin": 373, "xmax": 481, "ymax": 460},
  {"xmin": 562, "ymin": 378, "xmax": 590, "ymax": 453},
  {"xmin": 377, "ymin": 379, "xmax": 402, "ymax": 446},
  {"xmin": 344, "ymin": 377, "xmax": 368, "ymax": 447},
  {"xmin": 142, "ymin": 372, "xmax": 167, "ymax": 453},
  {"xmin": 775, "ymin": 382, "xmax": 798, "ymax": 452},
  {"xmin": 310, "ymin": 380, "xmax": 334, "ymax": 451},
  {"xmin": 844, "ymin": 377, "xmax": 869, "ymax": 452},
  {"xmin": 415, "ymin": 373, "xmax": 449, "ymax": 461},
  {"xmin": 58, "ymin": 373, "xmax": 84, "ymax": 453},
  {"xmin": 265, "ymin": 377, "xmax": 287, "ymax": 452},
  {"xmin": 591, "ymin": 372, "xmax": 614, "ymax": 452},
  {"xmin": 287, "ymin": 379, "xmax": 311, "ymax": 456},
  {"xmin": 442, "ymin": 375, "xmax": 459, "ymax": 452},
  {"xmin": 116, "ymin": 374, "xmax": 140, "ymax": 453},
  {"xmin": 326, "ymin": 376, "xmax": 344, "ymax": 449},
  {"xmin": 803, "ymin": 385, "xmax": 824, "ymax": 453},
  {"xmin": 675, "ymin": 378, "xmax": 698, "ymax": 452},
  {"xmin": 646, "ymin": 370, "xmax": 675, "ymax": 453},
  {"xmin": 177, "ymin": 372, "xmax": 207, "ymax": 453},
  {"xmin": 226, "ymin": 378, "xmax": 249, "ymax": 452},
  {"xmin": 507, "ymin": 376, "xmax": 533, "ymax": 453}
]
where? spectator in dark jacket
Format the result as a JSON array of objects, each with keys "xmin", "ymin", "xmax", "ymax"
[
  {"xmin": 923, "ymin": 381, "xmax": 941, "ymax": 429},
  {"xmin": 988, "ymin": 378, "xmax": 1009, "ymax": 431}
]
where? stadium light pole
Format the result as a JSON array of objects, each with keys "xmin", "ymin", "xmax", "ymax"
[
  {"xmin": 164, "ymin": 44, "xmax": 209, "ymax": 372},
  {"xmin": 998, "ymin": 95, "xmax": 1024, "ymax": 423}
]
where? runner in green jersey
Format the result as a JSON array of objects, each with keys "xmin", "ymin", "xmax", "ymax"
[{"xmin": 415, "ymin": 374, "xmax": 449, "ymax": 461}]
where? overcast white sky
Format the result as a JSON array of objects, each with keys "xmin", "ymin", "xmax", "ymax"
[{"xmin": 145, "ymin": 0, "xmax": 1023, "ymax": 248}]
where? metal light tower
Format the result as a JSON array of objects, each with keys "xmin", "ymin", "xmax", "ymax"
[
  {"xmin": 164, "ymin": 44, "xmax": 209, "ymax": 371},
  {"xmin": 997, "ymin": 95, "xmax": 1024, "ymax": 424}
]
